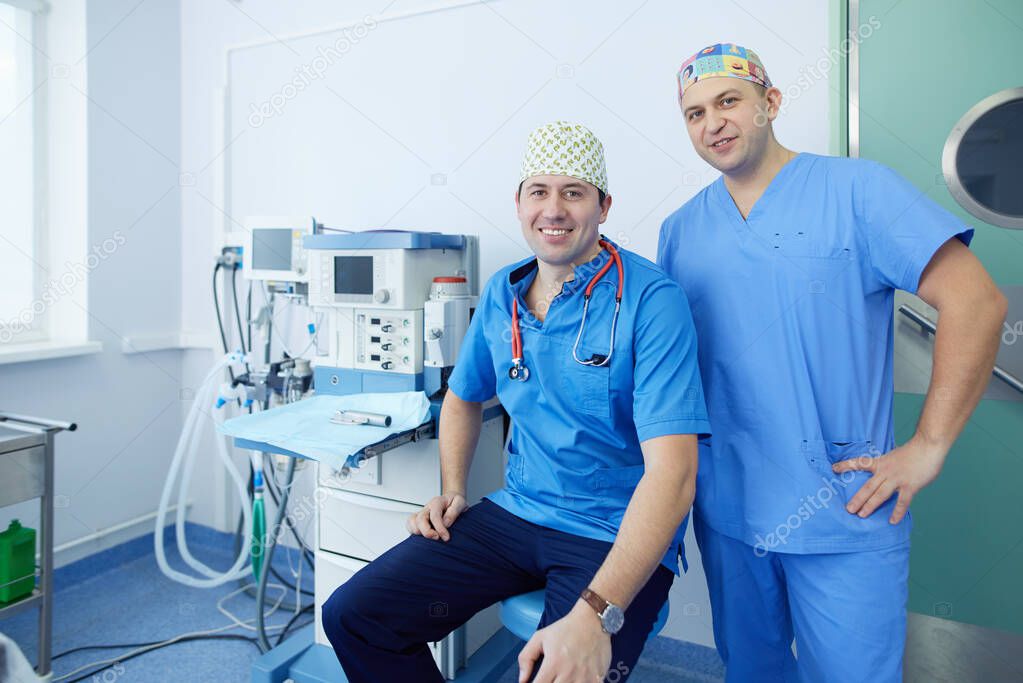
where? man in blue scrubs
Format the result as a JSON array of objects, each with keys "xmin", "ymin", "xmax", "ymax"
[
  {"xmin": 658, "ymin": 44, "xmax": 1007, "ymax": 681},
  {"xmin": 323, "ymin": 121, "xmax": 711, "ymax": 683}
]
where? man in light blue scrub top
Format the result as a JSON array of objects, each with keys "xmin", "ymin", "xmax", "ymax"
[
  {"xmin": 324, "ymin": 121, "xmax": 710, "ymax": 683},
  {"xmin": 657, "ymin": 43, "xmax": 1007, "ymax": 682}
]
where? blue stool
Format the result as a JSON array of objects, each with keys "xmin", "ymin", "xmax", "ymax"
[{"xmin": 500, "ymin": 589, "xmax": 670, "ymax": 642}]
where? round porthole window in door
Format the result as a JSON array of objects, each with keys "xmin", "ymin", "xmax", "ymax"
[{"xmin": 942, "ymin": 87, "xmax": 1023, "ymax": 230}]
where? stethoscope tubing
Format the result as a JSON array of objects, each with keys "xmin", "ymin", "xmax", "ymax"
[{"xmin": 508, "ymin": 239, "xmax": 623, "ymax": 381}]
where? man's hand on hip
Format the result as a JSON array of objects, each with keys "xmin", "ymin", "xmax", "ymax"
[{"xmin": 832, "ymin": 437, "xmax": 947, "ymax": 524}]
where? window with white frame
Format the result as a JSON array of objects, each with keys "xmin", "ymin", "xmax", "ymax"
[{"xmin": 0, "ymin": 0, "xmax": 46, "ymax": 345}]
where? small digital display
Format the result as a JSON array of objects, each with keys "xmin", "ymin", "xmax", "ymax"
[
  {"xmin": 334, "ymin": 256, "xmax": 374, "ymax": 295},
  {"xmin": 252, "ymin": 229, "xmax": 292, "ymax": 271}
]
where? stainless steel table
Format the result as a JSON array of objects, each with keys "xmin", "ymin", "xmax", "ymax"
[{"xmin": 0, "ymin": 413, "xmax": 75, "ymax": 678}]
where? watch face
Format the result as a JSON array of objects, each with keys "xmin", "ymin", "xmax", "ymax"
[{"xmin": 602, "ymin": 604, "xmax": 625, "ymax": 634}]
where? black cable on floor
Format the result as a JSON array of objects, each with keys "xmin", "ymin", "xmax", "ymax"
[
  {"xmin": 62, "ymin": 634, "xmax": 261, "ymax": 683},
  {"xmin": 54, "ymin": 633, "xmax": 260, "ymax": 662},
  {"xmin": 275, "ymin": 606, "xmax": 315, "ymax": 647},
  {"xmin": 53, "ymin": 643, "xmax": 153, "ymax": 661}
]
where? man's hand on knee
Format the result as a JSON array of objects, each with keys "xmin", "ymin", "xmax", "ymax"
[
  {"xmin": 518, "ymin": 600, "xmax": 612, "ymax": 683},
  {"xmin": 406, "ymin": 492, "xmax": 467, "ymax": 542}
]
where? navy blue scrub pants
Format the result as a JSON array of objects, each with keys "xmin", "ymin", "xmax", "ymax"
[{"xmin": 322, "ymin": 499, "xmax": 674, "ymax": 683}]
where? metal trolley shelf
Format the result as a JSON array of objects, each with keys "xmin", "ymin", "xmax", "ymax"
[{"xmin": 0, "ymin": 412, "xmax": 76, "ymax": 678}]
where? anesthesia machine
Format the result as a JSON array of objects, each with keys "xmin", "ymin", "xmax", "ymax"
[{"xmin": 181, "ymin": 221, "xmax": 508, "ymax": 681}]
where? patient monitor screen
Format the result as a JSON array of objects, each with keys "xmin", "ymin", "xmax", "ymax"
[
  {"xmin": 252, "ymin": 229, "xmax": 292, "ymax": 271},
  {"xmin": 334, "ymin": 256, "xmax": 374, "ymax": 295}
]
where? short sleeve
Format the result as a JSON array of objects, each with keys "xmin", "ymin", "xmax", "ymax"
[
  {"xmin": 632, "ymin": 279, "xmax": 711, "ymax": 442},
  {"xmin": 860, "ymin": 162, "xmax": 974, "ymax": 294},
  {"xmin": 447, "ymin": 277, "xmax": 498, "ymax": 402}
]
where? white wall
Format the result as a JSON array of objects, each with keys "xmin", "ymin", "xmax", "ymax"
[
  {"xmin": 0, "ymin": 0, "xmax": 184, "ymax": 563},
  {"xmin": 179, "ymin": 0, "xmax": 842, "ymax": 648}
]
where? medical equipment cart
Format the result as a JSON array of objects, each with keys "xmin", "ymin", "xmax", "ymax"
[{"xmin": 0, "ymin": 412, "xmax": 76, "ymax": 678}]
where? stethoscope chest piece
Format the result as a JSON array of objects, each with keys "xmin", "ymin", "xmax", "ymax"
[{"xmin": 508, "ymin": 363, "xmax": 529, "ymax": 381}]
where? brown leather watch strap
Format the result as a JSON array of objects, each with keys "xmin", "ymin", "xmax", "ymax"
[{"xmin": 580, "ymin": 587, "xmax": 609, "ymax": 616}]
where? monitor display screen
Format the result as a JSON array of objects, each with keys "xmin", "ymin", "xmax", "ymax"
[
  {"xmin": 251, "ymin": 229, "xmax": 292, "ymax": 271},
  {"xmin": 334, "ymin": 256, "xmax": 374, "ymax": 295}
]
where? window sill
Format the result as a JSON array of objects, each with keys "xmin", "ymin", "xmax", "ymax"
[{"xmin": 0, "ymin": 340, "xmax": 103, "ymax": 366}]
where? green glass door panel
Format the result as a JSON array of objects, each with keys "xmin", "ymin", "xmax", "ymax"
[
  {"xmin": 861, "ymin": 0, "xmax": 1023, "ymax": 634},
  {"xmin": 859, "ymin": 0, "xmax": 1023, "ymax": 277},
  {"xmin": 894, "ymin": 394, "xmax": 1023, "ymax": 633}
]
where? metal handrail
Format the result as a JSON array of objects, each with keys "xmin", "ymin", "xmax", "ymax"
[
  {"xmin": 898, "ymin": 304, "xmax": 1023, "ymax": 395},
  {"xmin": 0, "ymin": 412, "xmax": 76, "ymax": 433}
]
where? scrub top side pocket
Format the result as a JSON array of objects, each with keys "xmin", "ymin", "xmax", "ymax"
[
  {"xmin": 590, "ymin": 463, "xmax": 645, "ymax": 491},
  {"xmin": 801, "ymin": 438, "xmax": 875, "ymax": 470},
  {"xmin": 504, "ymin": 442, "xmax": 526, "ymax": 488},
  {"xmin": 801, "ymin": 438, "xmax": 877, "ymax": 503}
]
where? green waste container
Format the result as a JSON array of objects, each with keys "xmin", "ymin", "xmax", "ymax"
[{"xmin": 0, "ymin": 519, "xmax": 36, "ymax": 604}]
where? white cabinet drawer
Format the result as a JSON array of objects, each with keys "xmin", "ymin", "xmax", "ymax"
[
  {"xmin": 318, "ymin": 488, "xmax": 418, "ymax": 562},
  {"xmin": 314, "ymin": 550, "xmax": 367, "ymax": 647}
]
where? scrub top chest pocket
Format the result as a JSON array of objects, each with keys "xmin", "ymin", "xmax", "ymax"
[
  {"xmin": 770, "ymin": 231, "xmax": 858, "ymax": 296},
  {"xmin": 561, "ymin": 343, "xmax": 611, "ymax": 417},
  {"xmin": 758, "ymin": 198, "xmax": 860, "ymax": 284},
  {"xmin": 556, "ymin": 276, "xmax": 620, "ymax": 418},
  {"xmin": 768, "ymin": 226, "xmax": 854, "ymax": 259}
]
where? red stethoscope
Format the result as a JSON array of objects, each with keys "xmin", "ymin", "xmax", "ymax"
[{"xmin": 509, "ymin": 239, "xmax": 624, "ymax": 382}]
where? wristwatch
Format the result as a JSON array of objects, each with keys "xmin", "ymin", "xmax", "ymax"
[{"xmin": 580, "ymin": 587, "xmax": 625, "ymax": 635}]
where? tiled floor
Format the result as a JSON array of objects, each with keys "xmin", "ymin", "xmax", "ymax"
[{"xmin": 2, "ymin": 525, "xmax": 316, "ymax": 683}]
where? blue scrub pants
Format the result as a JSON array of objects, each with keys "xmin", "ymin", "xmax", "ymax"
[
  {"xmin": 322, "ymin": 499, "xmax": 674, "ymax": 683},
  {"xmin": 694, "ymin": 515, "xmax": 909, "ymax": 683}
]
